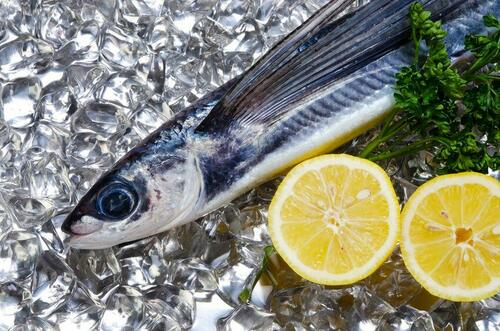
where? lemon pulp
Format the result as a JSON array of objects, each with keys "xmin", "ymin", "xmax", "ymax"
[
  {"xmin": 401, "ymin": 172, "xmax": 499, "ymax": 302},
  {"xmin": 268, "ymin": 154, "xmax": 400, "ymax": 285}
]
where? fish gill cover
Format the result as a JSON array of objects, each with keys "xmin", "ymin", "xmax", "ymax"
[{"xmin": 0, "ymin": 0, "xmax": 497, "ymax": 330}]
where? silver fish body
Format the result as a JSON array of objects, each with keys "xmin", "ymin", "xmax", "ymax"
[{"xmin": 62, "ymin": 0, "xmax": 499, "ymax": 249}]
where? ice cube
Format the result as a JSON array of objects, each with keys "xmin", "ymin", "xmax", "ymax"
[
  {"xmin": 99, "ymin": 286, "xmax": 145, "ymax": 331},
  {"xmin": 30, "ymin": 251, "xmax": 77, "ymax": 316},
  {"xmin": 1, "ymin": 78, "xmax": 41, "ymax": 129}
]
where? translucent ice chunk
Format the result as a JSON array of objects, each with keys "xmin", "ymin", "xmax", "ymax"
[
  {"xmin": 130, "ymin": 102, "xmax": 173, "ymax": 139},
  {"xmin": 143, "ymin": 284, "xmax": 195, "ymax": 329},
  {"xmin": 66, "ymin": 133, "xmax": 114, "ymax": 168},
  {"xmin": 214, "ymin": 0, "xmax": 251, "ymax": 32},
  {"xmin": 20, "ymin": 154, "xmax": 74, "ymax": 210},
  {"xmin": 377, "ymin": 305, "xmax": 435, "ymax": 331},
  {"xmin": 55, "ymin": 20, "xmax": 100, "ymax": 65},
  {"xmin": 21, "ymin": 122, "xmax": 67, "ymax": 160},
  {"xmin": 66, "ymin": 248, "xmax": 121, "ymax": 298},
  {"xmin": 0, "ymin": 282, "xmax": 31, "ymax": 330},
  {"xmin": 99, "ymin": 286, "xmax": 145, "ymax": 331},
  {"xmin": 163, "ymin": 5, "xmax": 199, "ymax": 35},
  {"xmin": 271, "ymin": 285, "xmax": 323, "ymax": 327},
  {"xmin": 430, "ymin": 300, "xmax": 462, "ymax": 331},
  {"xmin": 65, "ymin": 63, "xmax": 108, "ymax": 104},
  {"xmin": 37, "ymin": 86, "xmax": 75, "ymax": 126},
  {"xmin": 168, "ymin": 258, "xmax": 218, "ymax": 291},
  {"xmin": 35, "ymin": 218, "xmax": 66, "ymax": 254},
  {"xmin": 100, "ymin": 25, "xmax": 145, "ymax": 70},
  {"xmin": 94, "ymin": 72, "xmax": 152, "ymax": 111},
  {"xmin": 346, "ymin": 287, "xmax": 395, "ymax": 331},
  {"xmin": 191, "ymin": 291, "xmax": 234, "ymax": 331},
  {"xmin": 46, "ymin": 284, "xmax": 104, "ymax": 331},
  {"xmin": 158, "ymin": 222, "xmax": 209, "ymax": 260},
  {"xmin": 253, "ymin": 0, "xmax": 278, "ymax": 25},
  {"xmin": 38, "ymin": 3, "xmax": 79, "ymax": 48},
  {"xmin": 68, "ymin": 167, "xmax": 104, "ymax": 200},
  {"xmin": 364, "ymin": 248, "xmax": 421, "ymax": 307},
  {"xmin": 0, "ymin": 37, "xmax": 53, "ymax": 80},
  {"xmin": 112, "ymin": 128, "xmax": 142, "ymax": 159},
  {"xmin": 0, "ymin": 0, "xmax": 24, "ymax": 21},
  {"xmin": 30, "ymin": 251, "xmax": 77, "ymax": 316},
  {"xmin": 473, "ymin": 298, "xmax": 500, "ymax": 331},
  {"xmin": 120, "ymin": 256, "xmax": 150, "ymax": 286},
  {"xmin": 138, "ymin": 310, "xmax": 182, "ymax": 331},
  {"xmin": 7, "ymin": 195, "xmax": 54, "ymax": 229},
  {"xmin": 10, "ymin": 317, "xmax": 56, "ymax": 331},
  {"xmin": 117, "ymin": 0, "xmax": 164, "ymax": 27},
  {"xmin": 71, "ymin": 102, "xmax": 130, "ymax": 140},
  {"xmin": 148, "ymin": 17, "xmax": 188, "ymax": 53},
  {"xmin": 0, "ymin": 282, "xmax": 31, "ymax": 315},
  {"xmin": 216, "ymin": 252, "xmax": 258, "ymax": 305},
  {"xmin": 219, "ymin": 304, "xmax": 275, "ymax": 331},
  {"xmin": 0, "ymin": 231, "xmax": 40, "ymax": 283},
  {"xmin": 0, "ymin": 203, "xmax": 12, "ymax": 235},
  {"xmin": 0, "ymin": 125, "xmax": 22, "ymax": 186},
  {"xmin": 79, "ymin": 3, "xmax": 106, "ymax": 26},
  {"xmin": 226, "ymin": 204, "xmax": 271, "ymax": 245},
  {"xmin": 1, "ymin": 77, "xmax": 41, "ymax": 128}
]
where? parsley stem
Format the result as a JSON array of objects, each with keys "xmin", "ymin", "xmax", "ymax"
[
  {"xmin": 367, "ymin": 138, "xmax": 435, "ymax": 162},
  {"xmin": 462, "ymin": 50, "xmax": 498, "ymax": 80},
  {"xmin": 383, "ymin": 130, "xmax": 417, "ymax": 151},
  {"xmin": 384, "ymin": 119, "xmax": 410, "ymax": 138},
  {"xmin": 412, "ymin": 32, "xmax": 421, "ymax": 66},
  {"xmin": 379, "ymin": 108, "xmax": 400, "ymax": 136},
  {"xmin": 385, "ymin": 119, "xmax": 430, "ymax": 150},
  {"xmin": 359, "ymin": 118, "xmax": 410, "ymax": 158},
  {"xmin": 359, "ymin": 136, "xmax": 385, "ymax": 158},
  {"xmin": 409, "ymin": 4, "xmax": 421, "ymax": 66},
  {"xmin": 239, "ymin": 245, "xmax": 276, "ymax": 303}
]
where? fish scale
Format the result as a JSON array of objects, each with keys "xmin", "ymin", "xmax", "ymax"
[{"xmin": 62, "ymin": 0, "xmax": 499, "ymax": 249}]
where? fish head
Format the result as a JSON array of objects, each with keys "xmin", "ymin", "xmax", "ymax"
[{"xmin": 62, "ymin": 152, "xmax": 204, "ymax": 249}]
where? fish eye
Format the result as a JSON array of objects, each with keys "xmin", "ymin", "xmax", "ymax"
[{"xmin": 96, "ymin": 182, "xmax": 137, "ymax": 220}]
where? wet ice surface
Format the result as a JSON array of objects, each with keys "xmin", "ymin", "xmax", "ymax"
[{"xmin": 0, "ymin": 0, "xmax": 497, "ymax": 330}]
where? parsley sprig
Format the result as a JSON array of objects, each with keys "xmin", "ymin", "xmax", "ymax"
[
  {"xmin": 238, "ymin": 245, "xmax": 276, "ymax": 303},
  {"xmin": 359, "ymin": 3, "xmax": 499, "ymax": 173}
]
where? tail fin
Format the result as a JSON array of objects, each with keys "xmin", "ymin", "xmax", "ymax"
[{"xmin": 195, "ymin": 0, "xmax": 469, "ymax": 134}]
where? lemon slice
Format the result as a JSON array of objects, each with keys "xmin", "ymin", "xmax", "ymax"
[
  {"xmin": 268, "ymin": 154, "xmax": 400, "ymax": 285},
  {"xmin": 400, "ymin": 172, "xmax": 500, "ymax": 302}
]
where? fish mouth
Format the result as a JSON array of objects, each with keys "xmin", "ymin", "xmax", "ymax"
[
  {"xmin": 61, "ymin": 217, "xmax": 91, "ymax": 250},
  {"xmin": 62, "ymin": 212, "xmax": 124, "ymax": 249},
  {"xmin": 66, "ymin": 234, "xmax": 115, "ymax": 250},
  {"xmin": 62, "ymin": 213, "xmax": 104, "ymax": 236},
  {"xmin": 62, "ymin": 217, "xmax": 111, "ymax": 250},
  {"xmin": 61, "ymin": 216, "xmax": 74, "ymax": 235}
]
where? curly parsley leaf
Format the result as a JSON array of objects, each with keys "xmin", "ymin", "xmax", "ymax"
[{"xmin": 360, "ymin": 2, "xmax": 499, "ymax": 174}]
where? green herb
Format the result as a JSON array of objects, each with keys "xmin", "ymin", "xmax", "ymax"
[
  {"xmin": 359, "ymin": 3, "xmax": 499, "ymax": 173},
  {"xmin": 238, "ymin": 245, "xmax": 276, "ymax": 303}
]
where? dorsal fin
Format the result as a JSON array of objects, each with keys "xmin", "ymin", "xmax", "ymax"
[{"xmin": 195, "ymin": 0, "xmax": 467, "ymax": 134}]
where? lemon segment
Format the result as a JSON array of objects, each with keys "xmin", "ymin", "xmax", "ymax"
[
  {"xmin": 400, "ymin": 172, "xmax": 500, "ymax": 302},
  {"xmin": 268, "ymin": 154, "xmax": 400, "ymax": 285}
]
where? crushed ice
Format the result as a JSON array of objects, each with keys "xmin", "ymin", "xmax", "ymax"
[{"xmin": 0, "ymin": 0, "xmax": 498, "ymax": 330}]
